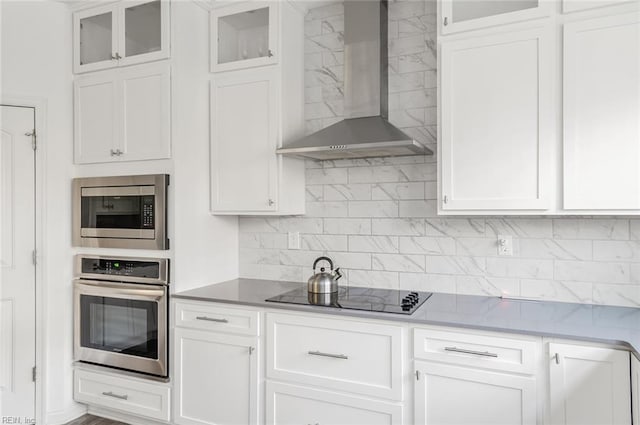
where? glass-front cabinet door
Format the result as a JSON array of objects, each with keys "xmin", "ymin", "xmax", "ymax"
[
  {"xmin": 73, "ymin": 0, "xmax": 170, "ymax": 74},
  {"xmin": 441, "ymin": 0, "xmax": 551, "ymax": 34},
  {"xmin": 210, "ymin": 2, "xmax": 278, "ymax": 72},
  {"xmin": 74, "ymin": 3, "xmax": 119, "ymax": 73},
  {"xmin": 118, "ymin": 0, "xmax": 170, "ymax": 67}
]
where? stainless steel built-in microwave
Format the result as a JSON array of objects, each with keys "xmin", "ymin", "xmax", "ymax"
[{"xmin": 72, "ymin": 174, "xmax": 169, "ymax": 250}]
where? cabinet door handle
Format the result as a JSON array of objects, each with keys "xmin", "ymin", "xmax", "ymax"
[
  {"xmin": 444, "ymin": 346, "xmax": 498, "ymax": 358},
  {"xmin": 111, "ymin": 54, "xmax": 118, "ymax": 60},
  {"xmin": 268, "ymin": 199, "xmax": 275, "ymax": 206},
  {"xmin": 268, "ymin": 49, "xmax": 274, "ymax": 57},
  {"xmin": 102, "ymin": 391, "xmax": 128, "ymax": 400},
  {"xmin": 115, "ymin": 52, "xmax": 122, "ymax": 60},
  {"xmin": 110, "ymin": 149, "xmax": 118, "ymax": 156},
  {"xmin": 444, "ymin": 17, "xmax": 449, "ymax": 26},
  {"xmin": 196, "ymin": 316, "xmax": 228, "ymax": 323},
  {"xmin": 308, "ymin": 350, "xmax": 348, "ymax": 360},
  {"xmin": 554, "ymin": 353, "xmax": 560, "ymax": 364}
]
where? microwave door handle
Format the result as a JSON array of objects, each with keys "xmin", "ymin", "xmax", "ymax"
[{"xmin": 75, "ymin": 280, "xmax": 166, "ymax": 301}]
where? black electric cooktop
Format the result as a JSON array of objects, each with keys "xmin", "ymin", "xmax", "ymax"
[{"xmin": 265, "ymin": 286, "xmax": 432, "ymax": 315}]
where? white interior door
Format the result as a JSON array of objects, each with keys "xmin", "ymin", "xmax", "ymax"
[{"xmin": 0, "ymin": 105, "xmax": 36, "ymax": 419}]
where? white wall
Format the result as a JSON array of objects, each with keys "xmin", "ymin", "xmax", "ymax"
[
  {"xmin": 1, "ymin": 1, "xmax": 78, "ymax": 422},
  {"xmin": 2, "ymin": 1, "xmax": 239, "ymax": 422}
]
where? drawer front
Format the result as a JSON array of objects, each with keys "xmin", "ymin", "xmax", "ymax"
[
  {"xmin": 174, "ymin": 300, "xmax": 260, "ymax": 336},
  {"xmin": 267, "ymin": 313, "xmax": 404, "ymax": 401},
  {"xmin": 74, "ymin": 369, "xmax": 170, "ymax": 421},
  {"xmin": 413, "ymin": 327, "xmax": 537, "ymax": 374},
  {"xmin": 266, "ymin": 381, "xmax": 403, "ymax": 425}
]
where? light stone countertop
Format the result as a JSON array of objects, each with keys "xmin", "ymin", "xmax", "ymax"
[{"xmin": 173, "ymin": 278, "xmax": 640, "ymax": 355}]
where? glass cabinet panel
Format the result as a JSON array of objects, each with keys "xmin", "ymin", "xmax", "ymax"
[
  {"xmin": 124, "ymin": 1, "xmax": 162, "ymax": 58},
  {"xmin": 451, "ymin": 0, "xmax": 539, "ymax": 24},
  {"xmin": 217, "ymin": 7, "xmax": 270, "ymax": 66},
  {"xmin": 79, "ymin": 12, "xmax": 113, "ymax": 66}
]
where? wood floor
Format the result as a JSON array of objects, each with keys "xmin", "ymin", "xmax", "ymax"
[{"xmin": 64, "ymin": 414, "xmax": 129, "ymax": 425}]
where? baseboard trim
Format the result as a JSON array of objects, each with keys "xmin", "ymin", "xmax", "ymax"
[{"xmin": 46, "ymin": 404, "xmax": 87, "ymax": 425}]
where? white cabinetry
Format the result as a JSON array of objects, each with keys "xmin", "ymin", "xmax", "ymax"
[
  {"xmin": 209, "ymin": 1, "xmax": 305, "ymax": 215},
  {"xmin": 548, "ymin": 342, "xmax": 631, "ymax": 425},
  {"xmin": 173, "ymin": 301, "xmax": 260, "ymax": 425},
  {"xmin": 210, "ymin": 2, "xmax": 278, "ymax": 72},
  {"xmin": 414, "ymin": 361, "xmax": 537, "ymax": 425},
  {"xmin": 74, "ymin": 62, "xmax": 171, "ymax": 164},
  {"xmin": 265, "ymin": 312, "xmax": 405, "ymax": 424},
  {"xmin": 439, "ymin": 26, "xmax": 552, "ymax": 212},
  {"xmin": 562, "ymin": 11, "xmax": 640, "ymax": 210},
  {"xmin": 73, "ymin": 0, "xmax": 170, "ymax": 74},
  {"xmin": 440, "ymin": 0, "xmax": 550, "ymax": 34},
  {"xmin": 74, "ymin": 367, "xmax": 171, "ymax": 422},
  {"xmin": 632, "ymin": 355, "xmax": 640, "ymax": 425},
  {"xmin": 413, "ymin": 327, "xmax": 539, "ymax": 425},
  {"xmin": 266, "ymin": 381, "xmax": 403, "ymax": 425}
]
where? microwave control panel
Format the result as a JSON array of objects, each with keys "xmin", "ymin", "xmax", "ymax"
[{"xmin": 142, "ymin": 195, "xmax": 154, "ymax": 228}]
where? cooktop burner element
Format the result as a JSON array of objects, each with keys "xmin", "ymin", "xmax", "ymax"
[{"xmin": 265, "ymin": 286, "xmax": 432, "ymax": 315}]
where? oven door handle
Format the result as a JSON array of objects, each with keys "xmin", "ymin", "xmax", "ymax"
[{"xmin": 74, "ymin": 280, "xmax": 166, "ymax": 301}]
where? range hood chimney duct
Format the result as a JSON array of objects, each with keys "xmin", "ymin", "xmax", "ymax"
[{"xmin": 277, "ymin": 0, "xmax": 433, "ymax": 160}]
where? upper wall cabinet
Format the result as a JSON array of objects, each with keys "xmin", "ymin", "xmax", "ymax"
[
  {"xmin": 440, "ymin": 0, "xmax": 551, "ymax": 34},
  {"xmin": 563, "ymin": 11, "xmax": 640, "ymax": 211},
  {"xmin": 73, "ymin": 0, "xmax": 170, "ymax": 74},
  {"xmin": 210, "ymin": 1, "xmax": 305, "ymax": 216},
  {"xmin": 210, "ymin": 2, "xmax": 278, "ymax": 73},
  {"xmin": 74, "ymin": 62, "xmax": 171, "ymax": 164},
  {"xmin": 439, "ymin": 27, "xmax": 552, "ymax": 212}
]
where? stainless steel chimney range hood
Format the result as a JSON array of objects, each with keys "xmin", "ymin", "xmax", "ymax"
[{"xmin": 277, "ymin": 0, "xmax": 433, "ymax": 161}]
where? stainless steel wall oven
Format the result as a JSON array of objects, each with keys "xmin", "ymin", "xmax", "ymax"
[
  {"xmin": 74, "ymin": 255, "xmax": 169, "ymax": 377},
  {"xmin": 72, "ymin": 174, "xmax": 169, "ymax": 250}
]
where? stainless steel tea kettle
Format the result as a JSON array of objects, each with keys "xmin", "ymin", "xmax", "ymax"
[{"xmin": 307, "ymin": 256, "xmax": 342, "ymax": 294}]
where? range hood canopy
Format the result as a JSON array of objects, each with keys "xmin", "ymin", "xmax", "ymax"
[{"xmin": 277, "ymin": 0, "xmax": 433, "ymax": 160}]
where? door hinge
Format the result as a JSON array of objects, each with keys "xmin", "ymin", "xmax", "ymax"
[
  {"xmin": 25, "ymin": 130, "xmax": 36, "ymax": 150},
  {"xmin": 32, "ymin": 250, "xmax": 37, "ymax": 266},
  {"xmin": 32, "ymin": 366, "xmax": 36, "ymax": 382}
]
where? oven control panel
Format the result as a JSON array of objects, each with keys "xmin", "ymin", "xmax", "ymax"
[{"xmin": 81, "ymin": 257, "xmax": 161, "ymax": 279}]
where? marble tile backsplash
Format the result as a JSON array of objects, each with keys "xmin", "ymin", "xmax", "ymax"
[{"xmin": 238, "ymin": 0, "xmax": 640, "ymax": 307}]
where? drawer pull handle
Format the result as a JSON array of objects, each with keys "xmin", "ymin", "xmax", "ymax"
[
  {"xmin": 444, "ymin": 346, "xmax": 498, "ymax": 358},
  {"xmin": 102, "ymin": 391, "xmax": 128, "ymax": 400},
  {"xmin": 308, "ymin": 350, "xmax": 348, "ymax": 360},
  {"xmin": 196, "ymin": 316, "xmax": 228, "ymax": 323}
]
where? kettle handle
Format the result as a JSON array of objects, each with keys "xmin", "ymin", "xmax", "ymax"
[{"xmin": 313, "ymin": 256, "xmax": 333, "ymax": 272}]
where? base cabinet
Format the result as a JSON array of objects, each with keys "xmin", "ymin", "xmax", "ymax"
[
  {"xmin": 266, "ymin": 381, "xmax": 403, "ymax": 425},
  {"xmin": 548, "ymin": 343, "xmax": 631, "ymax": 425},
  {"xmin": 173, "ymin": 328, "xmax": 259, "ymax": 425},
  {"xmin": 414, "ymin": 361, "xmax": 537, "ymax": 425}
]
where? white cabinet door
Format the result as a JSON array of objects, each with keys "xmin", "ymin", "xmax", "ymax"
[
  {"xmin": 266, "ymin": 382, "xmax": 402, "ymax": 425},
  {"xmin": 174, "ymin": 328, "xmax": 259, "ymax": 425},
  {"xmin": 414, "ymin": 361, "xmax": 537, "ymax": 425},
  {"xmin": 74, "ymin": 70, "xmax": 119, "ymax": 163},
  {"xmin": 73, "ymin": 3, "xmax": 119, "ymax": 74},
  {"xmin": 210, "ymin": 67, "xmax": 278, "ymax": 213},
  {"xmin": 562, "ymin": 0, "xmax": 633, "ymax": 13},
  {"xmin": 563, "ymin": 12, "xmax": 640, "ymax": 210},
  {"xmin": 548, "ymin": 343, "xmax": 631, "ymax": 425},
  {"xmin": 632, "ymin": 355, "xmax": 640, "ymax": 425},
  {"xmin": 441, "ymin": 0, "xmax": 551, "ymax": 34},
  {"xmin": 440, "ymin": 27, "xmax": 552, "ymax": 212},
  {"xmin": 210, "ymin": 2, "xmax": 279, "ymax": 73},
  {"xmin": 120, "ymin": 62, "xmax": 171, "ymax": 161},
  {"xmin": 74, "ymin": 63, "xmax": 171, "ymax": 164}
]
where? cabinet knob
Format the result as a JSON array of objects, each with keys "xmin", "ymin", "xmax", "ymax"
[
  {"xmin": 444, "ymin": 17, "xmax": 449, "ymax": 26},
  {"xmin": 268, "ymin": 49, "xmax": 274, "ymax": 58},
  {"xmin": 443, "ymin": 195, "xmax": 448, "ymax": 204},
  {"xmin": 268, "ymin": 199, "xmax": 275, "ymax": 206},
  {"xmin": 110, "ymin": 149, "xmax": 117, "ymax": 156}
]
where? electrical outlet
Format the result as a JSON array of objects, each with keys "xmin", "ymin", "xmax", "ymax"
[
  {"xmin": 497, "ymin": 235, "xmax": 513, "ymax": 256},
  {"xmin": 288, "ymin": 232, "xmax": 300, "ymax": 250}
]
